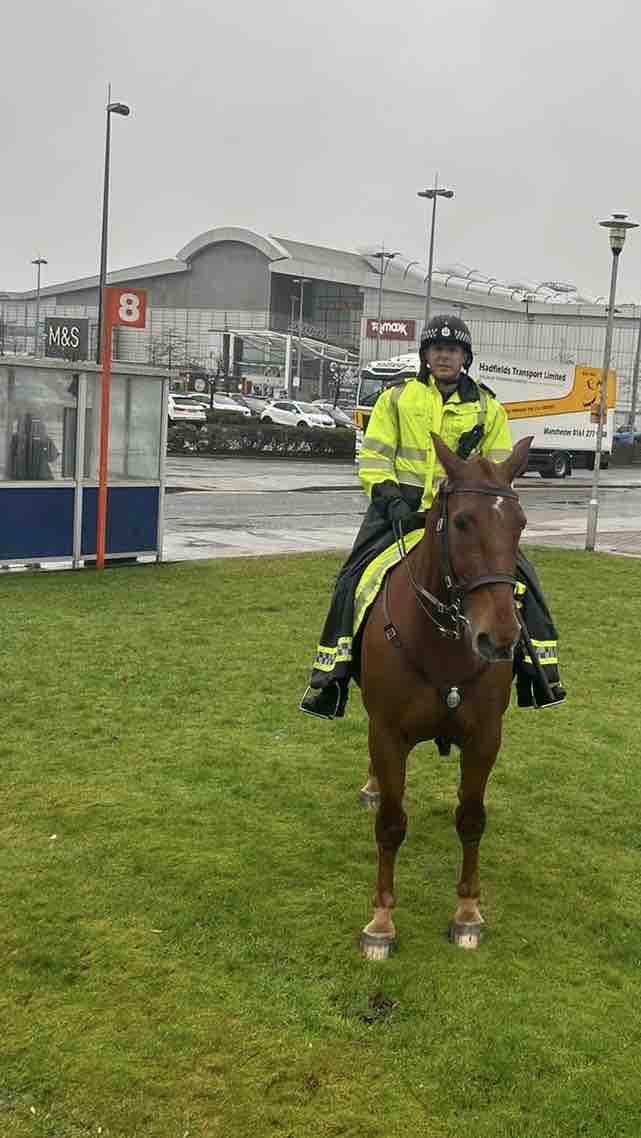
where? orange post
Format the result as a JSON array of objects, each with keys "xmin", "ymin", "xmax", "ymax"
[{"xmin": 96, "ymin": 289, "xmax": 114, "ymax": 570}]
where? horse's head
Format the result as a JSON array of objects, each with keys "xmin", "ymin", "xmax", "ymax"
[{"xmin": 430, "ymin": 434, "xmax": 532, "ymax": 663}]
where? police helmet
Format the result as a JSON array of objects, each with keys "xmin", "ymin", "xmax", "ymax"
[{"xmin": 420, "ymin": 314, "xmax": 473, "ymax": 368}]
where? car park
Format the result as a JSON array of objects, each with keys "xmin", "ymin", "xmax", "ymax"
[
  {"xmin": 168, "ymin": 394, "xmax": 207, "ymax": 424},
  {"xmin": 260, "ymin": 400, "xmax": 335, "ymax": 429}
]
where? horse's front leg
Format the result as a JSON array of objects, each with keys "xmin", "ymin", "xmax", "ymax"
[
  {"xmin": 450, "ymin": 733, "xmax": 500, "ymax": 950},
  {"xmin": 361, "ymin": 718, "xmax": 409, "ymax": 960},
  {"xmin": 358, "ymin": 760, "xmax": 381, "ymax": 808}
]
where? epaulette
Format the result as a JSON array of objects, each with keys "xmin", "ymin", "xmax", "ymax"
[
  {"xmin": 385, "ymin": 373, "xmax": 414, "ymax": 389},
  {"xmin": 478, "ymin": 381, "xmax": 497, "ymax": 398}
]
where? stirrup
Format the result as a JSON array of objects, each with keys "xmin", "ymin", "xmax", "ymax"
[
  {"xmin": 299, "ymin": 682, "xmax": 344, "ymax": 720},
  {"xmin": 533, "ymin": 684, "xmax": 567, "ymax": 710}
]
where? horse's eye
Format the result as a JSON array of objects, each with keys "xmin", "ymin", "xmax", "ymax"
[{"xmin": 454, "ymin": 515, "xmax": 468, "ymax": 532}]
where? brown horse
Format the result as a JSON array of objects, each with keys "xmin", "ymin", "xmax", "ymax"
[{"xmin": 358, "ymin": 433, "xmax": 532, "ymax": 958}]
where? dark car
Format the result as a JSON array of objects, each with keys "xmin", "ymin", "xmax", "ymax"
[{"xmin": 312, "ymin": 400, "xmax": 355, "ymax": 429}]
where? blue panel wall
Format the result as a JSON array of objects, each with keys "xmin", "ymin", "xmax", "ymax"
[
  {"xmin": 81, "ymin": 486, "xmax": 159, "ymax": 556},
  {"xmin": 0, "ymin": 487, "xmax": 75, "ymax": 559}
]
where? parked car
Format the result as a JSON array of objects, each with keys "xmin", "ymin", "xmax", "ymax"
[
  {"xmin": 180, "ymin": 392, "xmax": 210, "ymax": 407},
  {"xmin": 209, "ymin": 392, "xmax": 252, "ymax": 417},
  {"xmin": 168, "ymin": 394, "xmax": 207, "ymax": 425},
  {"xmin": 260, "ymin": 400, "xmax": 335, "ymax": 429},
  {"xmin": 312, "ymin": 400, "xmax": 355, "ymax": 429},
  {"xmin": 231, "ymin": 394, "xmax": 268, "ymax": 417}
]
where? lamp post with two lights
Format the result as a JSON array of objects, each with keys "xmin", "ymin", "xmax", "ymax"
[{"xmin": 586, "ymin": 213, "xmax": 638, "ymax": 551}]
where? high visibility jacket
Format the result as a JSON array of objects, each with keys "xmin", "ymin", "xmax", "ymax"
[{"xmin": 358, "ymin": 372, "xmax": 513, "ymax": 511}]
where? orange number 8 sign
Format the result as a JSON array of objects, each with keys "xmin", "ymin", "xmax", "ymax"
[{"xmin": 107, "ymin": 287, "xmax": 147, "ymax": 329}]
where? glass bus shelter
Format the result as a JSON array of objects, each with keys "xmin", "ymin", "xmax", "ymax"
[{"xmin": 0, "ymin": 357, "xmax": 169, "ymax": 567}]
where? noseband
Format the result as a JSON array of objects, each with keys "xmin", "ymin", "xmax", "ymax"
[{"xmin": 389, "ymin": 479, "xmax": 520, "ymax": 642}]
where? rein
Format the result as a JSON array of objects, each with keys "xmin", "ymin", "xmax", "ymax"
[
  {"xmin": 390, "ymin": 479, "xmax": 519, "ymax": 642},
  {"xmin": 382, "ymin": 479, "xmax": 521, "ymax": 708}
]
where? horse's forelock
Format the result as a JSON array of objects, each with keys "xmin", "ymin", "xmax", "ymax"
[
  {"xmin": 464, "ymin": 455, "xmax": 510, "ymax": 485},
  {"xmin": 475, "ymin": 457, "xmax": 512, "ymax": 484}
]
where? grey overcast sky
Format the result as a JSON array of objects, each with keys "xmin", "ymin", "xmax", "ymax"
[{"xmin": 4, "ymin": 0, "xmax": 641, "ymax": 299}]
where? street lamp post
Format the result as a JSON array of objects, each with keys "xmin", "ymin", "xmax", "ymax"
[
  {"xmin": 371, "ymin": 248, "xmax": 399, "ymax": 362},
  {"xmin": 417, "ymin": 174, "xmax": 454, "ymax": 326},
  {"xmin": 31, "ymin": 256, "xmax": 47, "ymax": 356},
  {"xmin": 95, "ymin": 90, "xmax": 130, "ymax": 363},
  {"xmin": 586, "ymin": 213, "xmax": 638, "ymax": 551},
  {"xmin": 292, "ymin": 278, "xmax": 311, "ymax": 397}
]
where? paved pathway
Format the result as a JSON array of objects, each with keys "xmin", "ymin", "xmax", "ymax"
[{"xmin": 162, "ymin": 458, "xmax": 641, "ymax": 561}]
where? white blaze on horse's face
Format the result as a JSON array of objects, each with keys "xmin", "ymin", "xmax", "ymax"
[{"xmin": 456, "ymin": 491, "xmax": 523, "ymax": 662}]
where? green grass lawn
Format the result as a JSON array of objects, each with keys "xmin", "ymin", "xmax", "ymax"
[{"xmin": 2, "ymin": 548, "xmax": 641, "ymax": 1138}]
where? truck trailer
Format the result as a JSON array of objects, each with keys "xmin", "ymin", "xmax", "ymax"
[{"xmin": 353, "ymin": 350, "xmax": 615, "ymax": 478}]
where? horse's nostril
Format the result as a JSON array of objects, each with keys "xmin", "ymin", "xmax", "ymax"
[
  {"xmin": 477, "ymin": 633, "xmax": 514, "ymax": 663},
  {"xmin": 477, "ymin": 633, "xmax": 492, "ymax": 660}
]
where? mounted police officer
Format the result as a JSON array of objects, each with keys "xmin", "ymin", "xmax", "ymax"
[{"xmin": 300, "ymin": 314, "xmax": 566, "ymax": 719}]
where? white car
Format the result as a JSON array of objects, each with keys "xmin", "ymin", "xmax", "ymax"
[
  {"xmin": 168, "ymin": 394, "xmax": 207, "ymax": 424},
  {"xmin": 210, "ymin": 392, "xmax": 251, "ymax": 418},
  {"xmin": 260, "ymin": 400, "xmax": 335, "ymax": 429},
  {"xmin": 179, "ymin": 392, "xmax": 210, "ymax": 408}
]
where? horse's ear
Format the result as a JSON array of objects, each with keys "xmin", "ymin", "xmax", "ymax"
[
  {"xmin": 498, "ymin": 436, "xmax": 533, "ymax": 484},
  {"xmin": 431, "ymin": 433, "xmax": 467, "ymax": 481}
]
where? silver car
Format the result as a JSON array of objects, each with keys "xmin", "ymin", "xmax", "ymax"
[
  {"xmin": 260, "ymin": 400, "xmax": 335, "ymax": 429},
  {"xmin": 210, "ymin": 393, "xmax": 252, "ymax": 417}
]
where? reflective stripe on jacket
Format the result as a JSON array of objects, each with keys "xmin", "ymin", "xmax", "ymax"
[{"xmin": 358, "ymin": 372, "xmax": 513, "ymax": 510}]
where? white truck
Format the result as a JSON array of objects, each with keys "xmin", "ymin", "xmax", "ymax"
[{"xmin": 354, "ymin": 350, "xmax": 616, "ymax": 478}]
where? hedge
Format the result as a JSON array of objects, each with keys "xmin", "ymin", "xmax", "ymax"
[{"xmin": 167, "ymin": 412, "xmax": 356, "ymax": 459}]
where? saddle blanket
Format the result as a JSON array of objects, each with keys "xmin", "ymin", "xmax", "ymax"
[{"xmin": 353, "ymin": 528, "xmax": 423, "ymax": 638}]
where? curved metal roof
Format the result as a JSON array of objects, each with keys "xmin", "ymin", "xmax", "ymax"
[{"xmin": 176, "ymin": 226, "xmax": 291, "ymax": 264}]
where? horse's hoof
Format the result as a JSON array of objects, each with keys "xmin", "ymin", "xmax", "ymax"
[
  {"xmin": 359, "ymin": 788, "xmax": 381, "ymax": 809},
  {"xmin": 361, "ymin": 930, "xmax": 395, "ymax": 960},
  {"xmin": 449, "ymin": 921, "xmax": 484, "ymax": 950}
]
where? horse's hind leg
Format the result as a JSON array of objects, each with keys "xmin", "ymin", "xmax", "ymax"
[
  {"xmin": 361, "ymin": 719, "xmax": 409, "ymax": 960},
  {"xmin": 450, "ymin": 736, "xmax": 499, "ymax": 950}
]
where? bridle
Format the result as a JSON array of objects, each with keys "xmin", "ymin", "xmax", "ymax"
[{"xmin": 385, "ymin": 479, "xmax": 520, "ymax": 644}]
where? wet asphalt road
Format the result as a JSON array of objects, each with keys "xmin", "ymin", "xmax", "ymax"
[{"xmin": 162, "ymin": 457, "xmax": 641, "ymax": 560}]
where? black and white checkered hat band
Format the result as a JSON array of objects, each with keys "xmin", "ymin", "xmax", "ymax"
[{"xmin": 424, "ymin": 324, "xmax": 471, "ymax": 347}]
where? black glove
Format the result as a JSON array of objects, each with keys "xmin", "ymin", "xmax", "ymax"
[
  {"xmin": 372, "ymin": 480, "xmax": 413, "ymax": 523},
  {"xmin": 386, "ymin": 496, "xmax": 414, "ymax": 524},
  {"xmin": 402, "ymin": 510, "xmax": 427, "ymax": 532}
]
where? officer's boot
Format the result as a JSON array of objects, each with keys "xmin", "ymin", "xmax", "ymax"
[
  {"xmin": 299, "ymin": 679, "xmax": 349, "ymax": 720},
  {"xmin": 517, "ymin": 673, "xmax": 566, "ymax": 709},
  {"xmin": 533, "ymin": 678, "xmax": 567, "ymax": 709}
]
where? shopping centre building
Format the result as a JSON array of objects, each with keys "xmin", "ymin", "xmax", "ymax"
[{"xmin": 2, "ymin": 224, "xmax": 640, "ymax": 421}]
